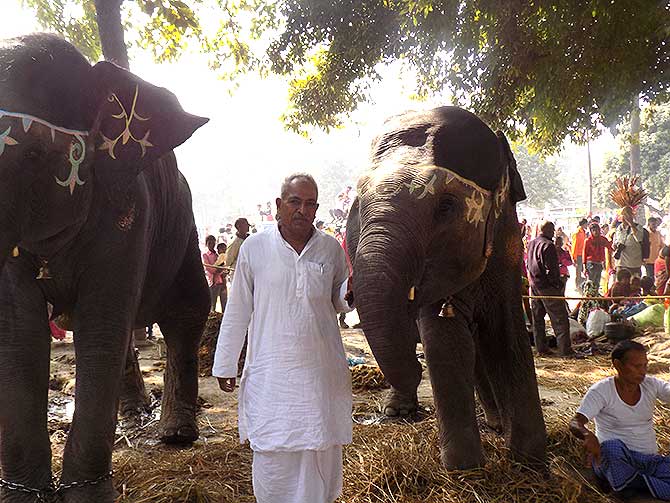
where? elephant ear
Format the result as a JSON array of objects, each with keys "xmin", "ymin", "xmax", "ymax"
[
  {"xmin": 85, "ymin": 61, "xmax": 208, "ymax": 177},
  {"xmin": 496, "ymin": 131, "xmax": 526, "ymax": 203}
]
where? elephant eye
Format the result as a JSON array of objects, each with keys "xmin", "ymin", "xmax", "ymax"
[
  {"xmin": 436, "ymin": 195, "xmax": 458, "ymax": 217},
  {"xmin": 24, "ymin": 144, "xmax": 46, "ymax": 162}
]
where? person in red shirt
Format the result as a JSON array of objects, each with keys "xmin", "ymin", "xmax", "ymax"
[
  {"xmin": 583, "ymin": 223, "xmax": 612, "ymax": 293},
  {"xmin": 555, "ymin": 236, "xmax": 573, "ymax": 297},
  {"xmin": 654, "ymin": 246, "xmax": 670, "ymax": 295},
  {"xmin": 203, "ymin": 235, "xmax": 226, "ymax": 312}
]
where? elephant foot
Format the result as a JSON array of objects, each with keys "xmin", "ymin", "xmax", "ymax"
[
  {"xmin": 159, "ymin": 413, "xmax": 199, "ymax": 445},
  {"xmin": 383, "ymin": 387, "xmax": 418, "ymax": 417},
  {"xmin": 119, "ymin": 396, "xmax": 151, "ymax": 418},
  {"xmin": 60, "ymin": 479, "xmax": 118, "ymax": 503},
  {"xmin": 440, "ymin": 446, "xmax": 485, "ymax": 470}
]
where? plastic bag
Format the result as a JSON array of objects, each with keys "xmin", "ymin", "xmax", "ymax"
[
  {"xmin": 586, "ymin": 309, "xmax": 611, "ymax": 338},
  {"xmin": 630, "ymin": 304, "xmax": 666, "ymax": 328}
]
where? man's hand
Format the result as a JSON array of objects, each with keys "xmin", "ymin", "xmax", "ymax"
[
  {"xmin": 217, "ymin": 377, "xmax": 236, "ymax": 392},
  {"xmin": 344, "ymin": 276, "xmax": 354, "ymax": 307},
  {"xmin": 583, "ymin": 431, "xmax": 601, "ymax": 466}
]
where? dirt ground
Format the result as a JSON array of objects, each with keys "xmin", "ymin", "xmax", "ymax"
[{"xmin": 43, "ymin": 319, "xmax": 670, "ymax": 502}]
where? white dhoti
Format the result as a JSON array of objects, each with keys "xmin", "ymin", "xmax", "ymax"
[{"xmin": 252, "ymin": 445, "xmax": 343, "ymax": 503}]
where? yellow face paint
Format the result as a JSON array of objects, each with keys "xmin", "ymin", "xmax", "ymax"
[{"xmin": 98, "ymin": 85, "xmax": 153, "ymax": 160}]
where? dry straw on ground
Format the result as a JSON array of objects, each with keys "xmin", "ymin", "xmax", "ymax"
[
  {"xmin": 111, "ymin": 331, "xmax": 670, "ymax": 502},
  {"xmin": 111, "ymin": 410, "xmax": 614, "ymax": 503},
  {"xmin": 351, "ymin": 364, "xmax": 389, "ymax": 391}
]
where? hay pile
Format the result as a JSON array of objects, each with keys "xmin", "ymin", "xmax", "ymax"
[
  {"xmin": 342, "ymin": 410, "xmax": 612, "ymax": 503},
  {"xmin": 111, "ymin": 412, "xmax": 611, "ymax": 503},
  {"xmin": 109, "ymin": 339, "xmax": 670, "ymax": 502},
  {"xmin": 113, "ymin": 432, "xmax": 254, "ymax": 503},
  {"xmin": 351, "ymin": 364, "xmax": 389, "ymax": 391},
  {"xmin": 198, "ymin": 312, "xmax": 223, "ymax": 377}
]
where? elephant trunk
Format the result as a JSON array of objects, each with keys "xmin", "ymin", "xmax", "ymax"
[{"xmin": 354, "ymin": 222, "xmax": 424, "ymax": 394}]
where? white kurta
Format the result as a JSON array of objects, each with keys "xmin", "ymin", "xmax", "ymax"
[{"xmin": 212, "ymin": 224, "xmax": 353, "ymax": 452}]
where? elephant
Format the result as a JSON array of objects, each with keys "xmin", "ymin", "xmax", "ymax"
[
  {"xmin": 0, "ymin": 33, "xmax": 210, "ymax": 502},
  {"xmin": 347, "ymin": 106, "xmax": 546, "ymax": 469}
]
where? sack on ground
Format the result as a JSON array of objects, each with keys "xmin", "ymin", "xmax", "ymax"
[
  {"xmin": 630, "ymin": 304, "xmax": 666, "ymax": 328},
  {"xmin": 586, "ymin": 309, "xmax": 611, "ymax": 338}
]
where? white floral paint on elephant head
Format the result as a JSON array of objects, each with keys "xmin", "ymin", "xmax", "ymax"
[
  {"xmin": 358, "ymin": 162, "xmax": 510, "ymax": 228},
  {"xmin": 0, "ymin": 110, "xmax": 88, "ymax": 194}
]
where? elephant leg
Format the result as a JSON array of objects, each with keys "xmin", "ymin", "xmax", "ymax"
[
  {"xmin": 118, "ymin": 333, "xmax": 150, "ymax": 417},
  {"xmin": 474, "ymin": 298, "xmax": 547, "ymax": 466},
  {"xmin": 157, "ymin": 235, "xmax": 209, "ymax": 444},
  {"xmin": 418, "ymin": 299, "xmax": 484, "ymax": 469},
  {"xmin": 474, "ymin": 349, "xmax": 502, "ymax": 432},
  {"xmin": 383, "ymin": 320, "xmax": 420, "ymax": 416},
  {"xmin": 0, "ymin": 265, "xmax": 53, "ymax": 502},
  {"xmin": 58, "ymin": 317, "xmax": 128, "ymax": 503}
]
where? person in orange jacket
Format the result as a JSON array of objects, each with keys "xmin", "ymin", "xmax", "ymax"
[{"xmin": 571, "ymin": 218, "xmax": 589, "ymax": 292}]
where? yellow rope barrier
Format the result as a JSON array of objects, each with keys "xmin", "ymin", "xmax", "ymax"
[
  {"xmin": 203, "ymin": 263, "xmax": 234, "ymax": 273},
  {"xmin": 523, "ymin": 294, "xmax": 670, "ymax": 301}
]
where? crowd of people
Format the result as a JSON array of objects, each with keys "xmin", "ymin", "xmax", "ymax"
[
  {"xmin": 526, "ymin": 211, "xmax": 670, "ymax": 499},
  {"xmin": 523, "ymin": 212, "xmax": 668, "ymax": 358}
]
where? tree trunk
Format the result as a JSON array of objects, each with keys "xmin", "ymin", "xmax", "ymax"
[
  {"xmin": 93, "ymin": 0, "xmax": 130, "ymax": 69},
  {"xmin": 586, "ymin": 136, "xmax": 592, "ymax": 215},
  {"xmin": 630, "ymin": 94, "xmax": 641, "ymax": 177}
]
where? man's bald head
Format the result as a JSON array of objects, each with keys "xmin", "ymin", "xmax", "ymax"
[{"xmin": 540, "ymin": 221, "xmax": 555, "ymax": 239}]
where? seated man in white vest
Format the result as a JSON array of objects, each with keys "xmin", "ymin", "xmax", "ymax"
[{"xmin": 570, "ymin": 340, "xmax": 670, "ymax": 500}]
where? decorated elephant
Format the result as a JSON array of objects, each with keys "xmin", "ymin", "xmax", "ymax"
[
  {"xmin": 0, "ymin": 34, "xmax": 209, "ymax": 502},
  {"xmin": 347, "ymin": 106, "xmax": 546, "ymax": 469}
]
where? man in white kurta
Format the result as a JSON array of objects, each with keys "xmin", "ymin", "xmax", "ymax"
[{"xmin": 213, "ymin": 173, "xmax": 353, "ymax": 503}]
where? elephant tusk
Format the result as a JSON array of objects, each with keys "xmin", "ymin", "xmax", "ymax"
[
  {"xmin": 408, "ymin": 286, "xmax": 415, "ymax": 301},
  {"xmin": 11, "ymin": 246, "xmax": 19, "ymax": 257}
]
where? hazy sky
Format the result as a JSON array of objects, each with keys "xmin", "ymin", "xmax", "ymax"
[{"xmin": 1, "ymin": 0, "xmax": 617, "ymax": 230}]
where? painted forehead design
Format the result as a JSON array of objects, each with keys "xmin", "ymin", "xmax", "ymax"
[
  {"xmin": 0, "ymin": 109, "xmax": 88, "ymax": 194},
  {"xmin": 358, "ymin": 163, "xmax": 509, "ymax": 227}
]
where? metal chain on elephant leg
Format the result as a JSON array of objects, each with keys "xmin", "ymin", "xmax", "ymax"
[
  {"xmin": 54, "ymin": 470, "xmax": 114, "ymax": 496},
  {"xmin": 0, "ymin": 470, "xmax": 113, "ymax": 502},
  {"xmin": 0, "ymin": 477, "xmax": 55, "ymax": 502}
]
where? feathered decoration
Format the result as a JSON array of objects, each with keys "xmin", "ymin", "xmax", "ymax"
[{"xmin": 609, "ymin": 175, "xmax": 647, "ymax": 209}]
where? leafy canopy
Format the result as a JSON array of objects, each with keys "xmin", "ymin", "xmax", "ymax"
[
  {"xmin": 594, "ymin": 101, "xmax": 670, "ymax": 211},
  {"xmin": 20, "ymin": 0, "xmax": 278, "ymax": 73},
  {"xmin": 20, "ymin": 1, "xmax": 670, "ymax": 154},
  {"xmin": 231, "ymin": 0, "xmax": 670, "ymax": 151}
]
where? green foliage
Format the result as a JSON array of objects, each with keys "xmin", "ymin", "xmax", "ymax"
[
  {"xmin": 132, "ymin": 0, "xmax": 203, "ymax": 62},
  {"xmin": 512, "ymin": 143, "xmax": 566, "ymax": 209},
  {"xmin": 227, "ymin": 0, "xmax": 670, "ymax": 151},
  {"xmin": 20, "ymin": 0, "xmax": 670, "ymax": 155},
  {"xmin": 21, "ymin": 0, "xmax": 282, "ymax": 78},
  {"xmin": 22, "ymin": 0, "xmax": 102, "ymax": 61},
  {"xmin": 594, "ymin": 102, "xmax": 670, "ymax": 210}
]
